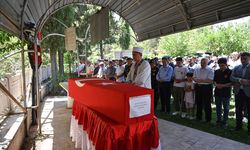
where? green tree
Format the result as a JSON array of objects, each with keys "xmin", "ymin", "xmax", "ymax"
[
  {"xmin": 138, "ymin": 38, "xmax": 160, "ymax": 58},
  {"xmin": 157, "ymin": 17, "xmax": 250, "ymax": 57},
  {"xmin": 158, "ymin": 32, "xmax": 191, "ymax": 57},
  {"xmin": 74, "ymin": 5, "xmax": 100, "ymax": 57},
  {"xmin": 119, "ymin": 21, "xmax": 130, "ymax": 50},
  {"xmin": 197, "ymin": 23, "xmax": 249, "ymax": 55},
  {"xmin": 0, "ymin": 31, "xmax": 23, "ymax": 56},
  {"xmin": 0, "ymin": 30, "xmax": 26, "ymax": 77},
  {"xmin": 42, "ymin": 5, "xmax": 76, "ymax": 94}
]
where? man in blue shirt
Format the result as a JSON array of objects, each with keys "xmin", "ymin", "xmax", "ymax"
[
  {"xmin": 156, "ymin": 56, "xmax": 174, "ymax": 113},
  {"xmin": 78, "ymin": 59, "xmax": 85, "ymax": 73}
]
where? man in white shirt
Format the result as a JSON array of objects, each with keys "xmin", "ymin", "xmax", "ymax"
[
  {"xmin": 116, "ymin": 59, "xmax": 125, "ymax": 82},
  {"xmin": 194, "ymin": 58, "xmax": 214, "ymax": 122},
  {"xmin": 172, "ymin": 57, "xmax": 189, "ymax": 117},
  {"xmin": 126, "ymin": 47, "xmax": 151, "ymax": 89},
  {"xmin": 228, "ymin": 52, "xmax": 241, "ymax": 69},
  {"xmin": 97, "ymin": 62, "xmax": 105, "ymax": 79}
]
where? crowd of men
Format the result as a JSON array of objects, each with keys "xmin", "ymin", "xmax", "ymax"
[{"xmin": 78, "ymin": 48, "xmax": 250, "ymax": 136}]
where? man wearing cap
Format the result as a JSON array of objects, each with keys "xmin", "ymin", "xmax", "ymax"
[
  {"xmin": 126, "ymin": 47, "xmax": 151, "ymax": 88},
  {"xmin": 156, "ymin": 56, "xmax": 174, "ymax": 113},
  {"xmin": 231, "ymin": 52, "xmax": 250, "ymax": 135}
]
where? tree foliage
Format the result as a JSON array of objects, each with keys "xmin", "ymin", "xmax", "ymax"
[
  {"xmin": 0, "ymin": 31, "xmax": 27, "ymax": 77},
  {"xmin": 137, "ymin": 38, "xmax": 160, "ymax": 58},
  {"xmin": 42, "ymin": 5, "xmax": 76, "ymax": 52},
  {"xmin": 159, "ymin": 32, "xmax": 191, "ymax": 57},
  {"xmin": 199, "ymin": 24, "xmax": 249, "ymax": 55},
  {"xmin": 157, "ymin": 18, "xmax": 250, "ymax": 57},
  {"xmin": 1, "ymin": 7, "xmax": 249, "ymax": 79},
  {"xmin": 0, "ymin": 31, "xmax": 23, "ymax": 56},
  {"xmin": 119, "ymin": 21, "xmax": 130, "ymax": 50}
]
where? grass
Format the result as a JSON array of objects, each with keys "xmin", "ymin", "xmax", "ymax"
[{"xmin": 155, "ymin": 98, "xmax": 250, "ymax": 145}]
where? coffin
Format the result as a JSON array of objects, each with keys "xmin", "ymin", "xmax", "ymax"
[{"xmin": 68, "ymin": 78, "xmax": 154, "ymax": 125}]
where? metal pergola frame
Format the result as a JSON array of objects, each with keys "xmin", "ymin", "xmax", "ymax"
[
  {"xmin": 1, "ymin": 0, "xmax": 250, "ymax": 134},
  {"xmin": 1, "ymin": 0, "xmax": 250, "ymax": 41}
]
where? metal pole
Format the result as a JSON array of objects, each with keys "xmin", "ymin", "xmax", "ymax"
[
  {"xmin": 21, "ymin": 46, "xmax": 27, "ymax": 108},
  {"xmin": 0, "ymin": 50, "xmax": 22, "ymax": 63},
  {"xmin": 40, "ymin": 33, "xmax": 65, "ymax": 43},
  {"xmin": 77, "ymin": 49, "xmax": 80, "ymax": 77},
  {"xmin": 34, "ymin": 33, "xmax": 41, "ymax": 134},
  {"xmin": 20, "ymin": 0, "xmax": 28, "ymax": 137},
  {"xmin": 51, "ymin": 17, "xmax": 68, "ymax": 28},
  {"xmin": 31, "ymin": 68, "xmax": 36, "ymax": 125},
  {"xmin": 21, "ymin": 23, "xmax": 26, "ymax": 108}
]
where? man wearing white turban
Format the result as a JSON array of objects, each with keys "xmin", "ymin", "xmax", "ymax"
[{"xmin": 126, "ymin": 47, "xmax": 151, "ymax": 88}]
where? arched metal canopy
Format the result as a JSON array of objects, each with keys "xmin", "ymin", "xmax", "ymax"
[{"xmin": 1, "ymin": 0, "xmax": 250, "ymax": 41}]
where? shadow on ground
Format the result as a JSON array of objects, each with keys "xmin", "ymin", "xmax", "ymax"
[{"xmin": 21, "ymin": 96, "xmax": 77, "ymax": 150}]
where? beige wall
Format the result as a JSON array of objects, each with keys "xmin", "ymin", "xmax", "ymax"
[
  {"xmin": 7, "ymin": 116, "xmax": 26, "ymax": 150},
  {"xmin": 0, "ymin": 78, "xmax": 11, "ymax": 115},
  {"xmin": 0, "ymin": 66, "xmax": 51, "ymax": 116}
]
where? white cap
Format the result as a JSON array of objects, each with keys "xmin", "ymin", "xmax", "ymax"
[
  {"xmin": 99, "ymin": 62, "xmax": 104, "ymax": 65},
  {"xmin": 132, "ymin": 47, "xmax": 144, "ymax": 54}
]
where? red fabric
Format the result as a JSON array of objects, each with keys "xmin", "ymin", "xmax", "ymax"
[
  {"xmin": 30, "ymin": 44, "xmax": 42, "ymax": 66},
  {"xmin": 68, "ymin": 78, "xmax": 154, "ymax": 125},
  {"xmin": 72, "ymin": 101, "xmax": 160, "ymax": 150}
]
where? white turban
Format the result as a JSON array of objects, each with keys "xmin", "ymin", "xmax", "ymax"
[{"xmin": 132, "ymin": 47, "xmax": 144, "ymax": 54}]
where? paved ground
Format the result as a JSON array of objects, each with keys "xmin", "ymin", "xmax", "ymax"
[
  {"xmin": 158, "ymin": 120, "xmax": 250, "ymax": 150},
  {"xmin": 22, "ymin": 96, "xmax": 250, "ymax": 150},
  {"xmin": 22, "ymin": 96, "xmax": 77, "ymax": 150}
]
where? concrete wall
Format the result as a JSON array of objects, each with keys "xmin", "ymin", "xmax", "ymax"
[
  {"xmin": 6, "ymin": 115, "xmax": 26, "ymax": 150},
  {"xmin": 0, "ymin": 78, "xmax": 11, "ymax": 115},
  {"xmin": 6, "ymin": 73, "xmax": 23, "ymax": 111},
  {"xmin": 0, "ymin": 66, "xmax": 51, "ymax": 150},
  {"xmin": 2, "ymin": 83, "xmax": 50, "ymax": 150},
  {"xmin": 0, "ymin": 66, "xmax": 51, "ymax": 116}
]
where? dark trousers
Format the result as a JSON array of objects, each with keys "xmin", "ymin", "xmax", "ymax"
[
  {"xmin": 152, "ymin": 83, "xmax": 159, "ymax": 110},
  {"xmin": 235, "ymin": 90, "xmax": 250, "ymax": 131},
  {"xmin": 159, "ymin": 82, "xmax": 172, "ymax": 113},
  {"xmin": 215, "ymin": 96, "xmax": 230, "ymax": 124},
  {"xmin": 195, "ymin": 84, "xmax": 212, "ymax": 122}
]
